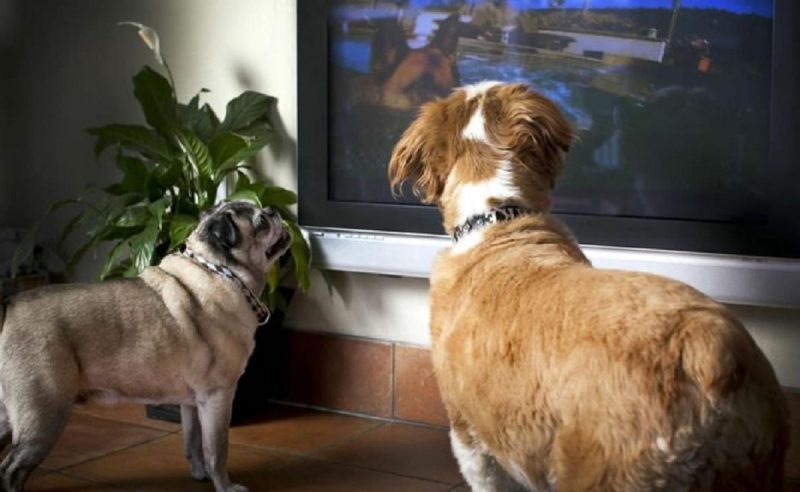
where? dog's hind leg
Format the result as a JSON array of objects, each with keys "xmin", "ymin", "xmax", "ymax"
[
  {"xmin": 450, "ymin": 428, "xmax": 529, "ymax": 492},
  {"xmin": 0, "ymin": 402, "xmax": 71, "ymax": 492},
  {"xmin": 181, "ymin": 404, "xmax": 208, "ymax": 481},
  {"xmin": 0, "ymin": 402, "xmax": 11, "ymax": 454}
]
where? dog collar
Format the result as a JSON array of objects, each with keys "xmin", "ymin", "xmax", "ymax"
[
  {"xmin": 452, "ymin": 205, "xmax": 530, "ymax": 242},
  {"xmin": 179, "ymin": 247, "xmax": 271, "ymax": 326}
]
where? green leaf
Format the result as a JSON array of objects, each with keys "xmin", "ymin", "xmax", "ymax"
[
  {"xmin": 178, "ymin": 94, "xmax": 200, "ymax": 129},
  {"xmin": 260, "ymin": 186, "xmax": 297, "ymax": 207},
  {"xmin": 209, "ymin": 132, "xmax": 248, "ymax": 170},
  {"xmin": 236, "ymin": 121, "xmax": 274, "ymax": 140},
  {"xmin": 115, "ymin": 204, "xmax": 151, "ymax": 227},
  {"xmin": 115, "ymin": 155, "xmax": 149, "ymax": 194},
  {"xmin": 225, "ymin": 190, "xmax": 262, "ymax": 207},
  {"xmin": 147, "ymin": 196, "xmax": 171, "ymax": 224},
  {"xmin": 234, "ymin": 171, "xmax": 251, "ymax": 191},
  {"xmin": 103, "ymin": 258, "xmax": 135, "ymax": 279},
  {"xmin": 285, "ymin": 222, "xmax": 310, "ymax": 292},
  {"xmin": 56, "ymin": 212, "xmax": 85, "ymax": 247},
  {"xmin": 234, "ymin": 177, "xmax": 267, "ymax": 196},
  {"xmin": 265, "ymin": 288, "xmax": 289, "ymax": 313},
  {"xmin": 152, "ymin": 159, "xmax": 183, "ymax": 189},
  {"xmin": 100, "ymin": 240, "xmax": 129, "ymax": 280},
  {"xmin": 129, "ymin": 223, "xmax": 160, "ymax": 272},
  {"xmin": 132, "ymin": 66, "xmax": 178, "ymax": 135},
  {"xmin": 174, "ymin": 129, "xmax": 213, "ymax": 179},
  {"xmin": 10, "ymin": 224, "xmax": 40, "ymax": 277},
  {"xmin": 267, "ymin": 262, "xmax": 280, "ymax": 293},
  {"xmin": 218, "ymin": 91, "xmax": 276, "ymax": 134},
  {"xmin": 87, "ymin": 124, "xmax": 172, "ymax": 161},
  {"xmin": 99, "ymin": 225, "xmax": 146, "ymax": 241},
  {"xmin": 10, "ymin": 199, "xmax": 79, "ymax": 276},
  {"xmin": 168, "ymin": 214, "xmax": 198, "ymax": 251},
  {"xmin": 194, "ymin": 103, "xmax": 221, "ymax": 141},
  {"xmin": 174, "ymin": 129, "xmax": 215, "ymax": 206}
]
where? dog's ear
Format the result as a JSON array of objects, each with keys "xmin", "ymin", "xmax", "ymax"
[
  {"xmin": 200, "ymin": 202, "xmax": 224, "ymax": 221},
  {"xmin": 388, "ymin": 101, "xmax": 448, "ymax": 204},
  {"xmin": 207, "ymin": 213, "xmax": 240, "ymax": 248},
  {"xmin": 485, "ymin": 84, "xmax": 574, "ymax": 189}
]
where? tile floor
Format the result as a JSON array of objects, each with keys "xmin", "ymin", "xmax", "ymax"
[
  {"xmin": 17, "ymin": 402, "xmax": 800, "ymax": 491},
  {"xmin": 23, "ymin": 403, "xmax": 467, "ymax": 491}
]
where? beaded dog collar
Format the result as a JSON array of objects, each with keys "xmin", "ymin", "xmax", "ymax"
[
  {"xmin": 180, "ymin": 247, "xmax": 271, "ymax": 326},
  {"xmin": 452, "ymin": 206, "xmax": 530, "ymax": 242}
]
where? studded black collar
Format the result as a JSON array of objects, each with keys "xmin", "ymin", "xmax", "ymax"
[{"xmin": 452, "ymin": 205, "xmax": 530, "ymax": 242}]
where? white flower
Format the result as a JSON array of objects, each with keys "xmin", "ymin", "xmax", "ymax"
[{"xmin": 118, "ymin": 21, "xmax": 163, "ymax": 65}]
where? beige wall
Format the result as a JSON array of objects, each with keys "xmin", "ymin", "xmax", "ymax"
[{"xmin": 2, "ymin": 1, "xmax": 797, "ymax": 388}]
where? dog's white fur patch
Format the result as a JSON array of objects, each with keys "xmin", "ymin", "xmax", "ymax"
[
  {"xmin": 448, "ymin": 160, "xmax": 520, "ymax": 254},
  {"xmin": 509, "ymin": 461, "xmax": 537, "ymax": 491},
  {"xmin": 462, "ymin": 99, "xmax": 487, "ymax": 141},
  {"xmin": 450, "ymin": 430, "xmax": 486, "ymax": 486},
  {"xmin": 461, "ymin": 80, "xmax": 502, "ymax": 100},
  {"xmin": 451, "ymin": 430, "xmax": 538, "ymax": 491}
]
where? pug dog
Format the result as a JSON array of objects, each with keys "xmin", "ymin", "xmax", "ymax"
[{"xmin": 0, "ymin": 200, "xmax": 291, "ymax": 492}]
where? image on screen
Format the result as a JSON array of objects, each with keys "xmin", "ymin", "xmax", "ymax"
[{"xmin": 328, "ymin": 0, "xmax": 773, "ymax": 223}]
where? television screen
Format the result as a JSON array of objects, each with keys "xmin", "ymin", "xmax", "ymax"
[{"xmin": 327, "ymin": 0, "xmax": 773, "ymax": 225}]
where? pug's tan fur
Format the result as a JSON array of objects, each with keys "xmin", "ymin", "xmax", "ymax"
[
  {"xmin": 0, "ymin": 201, "xmax": 290, "ymax": 492},
  {"xmin": 389, "ymin": 82, "xmax": 788, "ymax": 491}
]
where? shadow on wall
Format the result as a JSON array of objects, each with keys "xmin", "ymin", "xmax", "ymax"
[
  {"xmin": 0, "ymin": 0, "xmax": 18, "ymax": 218},
  {"xmin": 0, "ymin": 0, "xmax": 175, "ymax": 280},
  {"xmin": 234, "ymin": 61, "xmax": 297, "ymax": 191}
]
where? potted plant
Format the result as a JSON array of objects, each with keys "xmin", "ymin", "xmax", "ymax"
[{"xmin": 13, "ymin": 22, "xmax": 310, "ymax": 421}]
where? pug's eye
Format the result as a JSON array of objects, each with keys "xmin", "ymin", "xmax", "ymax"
[{"xmin": 255, "ymin": 213, "xmax": 269, "ymax": 232}]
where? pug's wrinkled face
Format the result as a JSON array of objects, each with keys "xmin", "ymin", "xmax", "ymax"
[{"xmin": 188, "ymin": 201, "xmax": 292, "ymax": 276}]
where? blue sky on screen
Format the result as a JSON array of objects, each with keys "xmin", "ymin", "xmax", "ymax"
[{"xmin": 407, "ymin": 0, "xmax": 772, "ymax": 17}]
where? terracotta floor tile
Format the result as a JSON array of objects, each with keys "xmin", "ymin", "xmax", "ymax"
[
  {"xmin": 229, "ymin": 404, "xmax": 381, "ymax": 454},
  {"xmin": 64, "ymin": 434, "xmax": 295, "ymax": 491},
  {"xmin": 42, "ymin": 414, "xmax": 168, "ymax": 470},
  {"xmin": 74, "ymin": 403, "xmax": 181, "ymax": 432},
  {"xmin": 318, "ymin": 423, "xmax": 462, "ymax": 485},
  {"xmin": 241, "ymin": 458, "xmax": 450, "ymax": 492},
  {"xmin": 27, "ymin": 472, "xmax": 124, "ymax": 491}
]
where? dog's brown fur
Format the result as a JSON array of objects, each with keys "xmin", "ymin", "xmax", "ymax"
[{"xmin": 388, "ymin": 83, "xmax": 788, "ymax": 491}]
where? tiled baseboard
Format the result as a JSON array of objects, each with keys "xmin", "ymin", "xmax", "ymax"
[
  {"xmin": 261, "ymin": 328, "xmax": 800, "ymax": 480},
  {"xmin": 262, "ymin": 329, "xmax": 448, "ymax": 427}
]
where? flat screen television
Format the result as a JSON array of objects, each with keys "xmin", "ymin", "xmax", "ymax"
[{"xmin": 298, "ymin": 0, "xmax": 800, "ymax": 307}]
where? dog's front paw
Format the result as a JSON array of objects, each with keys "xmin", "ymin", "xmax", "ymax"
[
  {"xmin": 189, "ymin": 459, "xmax": 208, "ymax": 481},
  {"xmin": 223, "ymin": 484, "xmax": 249, "ymax": 492}
]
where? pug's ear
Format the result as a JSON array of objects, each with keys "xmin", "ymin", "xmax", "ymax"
[
  {"xmin": 200, "ymin": 202, "xmax": 224, "ymax": 221},
  {"xmin": 208, "ymin": 214, "xmax": 240, "ymax": 248}
]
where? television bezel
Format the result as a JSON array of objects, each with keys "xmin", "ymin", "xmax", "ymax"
[{"xmin": 298, "ymin": 0, "xmax": 800, "ymax": 261}]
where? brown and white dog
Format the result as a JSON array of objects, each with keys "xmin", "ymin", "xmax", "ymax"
[{"xmin": 388, "ymin": 82, "xmax": 789, "ymax": 491}]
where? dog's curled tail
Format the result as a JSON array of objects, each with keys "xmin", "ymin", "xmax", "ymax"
[
  {"xmin": 678, "ymin": 309, "xmax": 755, "ymax": 400},
  {"xmin": 678, "ymin": 308, "xmax": 788, "ymax": 489}
]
